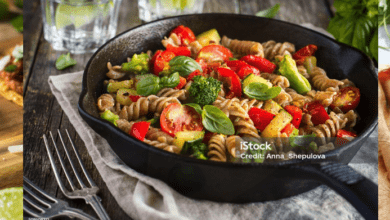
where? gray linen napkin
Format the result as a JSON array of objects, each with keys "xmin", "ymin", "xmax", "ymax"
[{"xmin": 48, "ymin": 71, "xmax": 377, "ymax": 220}]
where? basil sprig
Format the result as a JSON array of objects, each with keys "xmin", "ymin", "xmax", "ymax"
[
  {"xmin": 169, "ymin": 56, "xmax": 202, "ymax": 77},
  {"xmin": 185, "ymin": 104, "xmax": 234, "ymax": 135},
  {"xmin": 56, "ymin": 53, "xmax": 77, "ymax": 70},
  {"xmin": 243, "ymin": 82, "xmax": 281, "ymax": 100},
  {"xmin": 4, "ymin": 65, "xmax": 17, "ymax": 72},
  {"xmin": 136, "ymin": 72, "xmax": 180, "ymax": 96}
]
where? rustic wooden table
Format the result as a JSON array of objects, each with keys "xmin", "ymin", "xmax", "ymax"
[{"xmin": 23, "ymin": 0, "xmax": 334, "ymax": 219}]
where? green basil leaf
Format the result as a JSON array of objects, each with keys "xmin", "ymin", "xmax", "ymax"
[
  {"xmin": 333, "ymin": 0, "xmax": 363, "ymax": 18},
  {"xmin": 202, "ymin": 105, "xmax": 234, "ymax": 135},
  {"xmin": 243, "ymin": 82, "xmax": 281, "ymax": 100},
  {"xmin": 160, "ymin": 72, "xmax": 180, "ymax": 88},
  {"xmin": 184, "ymin": 103, "xmax": 203, "ymax": 115},
  {"xmin": 255, "ymin": 4, "xmax": 280, "ymax": 18},
  {"xmin": 55, "ymin": 53, "xmax": 77, "ymax": 70},
  {"xmin": 370, "ymin": 28, "xmax": 378, "ymax": 62},
  {"xmin": 136, "ymin": 75, "xmax": 161, "ymax": 96},
  {"xmin": 4, "ymin": 65, "xmax": 17, "ymax": 72},
  {"xmin": 351, "ymin": 16, "xmax": 375, "ymax": 56},
  {"xmin": 11, "ymin": 15, "xmax": 23, "ymax": 32},
  {"xmin": 169, "ymin": 56, "xmax": 202, "ymax": 77}
]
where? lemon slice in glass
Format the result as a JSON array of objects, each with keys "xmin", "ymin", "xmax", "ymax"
[{"xmin": 0, "ymin": 187, "xmax": 23, "ymax": 220}]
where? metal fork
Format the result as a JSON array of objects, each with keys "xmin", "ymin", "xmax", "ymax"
[
  {"xmin": 43, "ymin": 130, "xmax": 110, "ymax": 220},
  {"xmin": 23, "ymin": 177, "xmax": 97, "ymax": 220}
]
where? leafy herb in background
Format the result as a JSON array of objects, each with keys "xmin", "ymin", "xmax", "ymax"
[
  {"xmin": 11, "ymin": 15, "xmax": 22, "ymax": 32},
  {"xmin": 55, "ymin": 53, "xmax": 77, "ymax": 70},
  {"xmin": 5, "ymin": 64, "xmax": 17, "ymax": 72},
  {"xmin": 255, "ymin": 4, "xmax": 280, "ymax": 18},
  {"xmin": 379, "ymin": 0, "xmax": 390, "ymax": 51},
  {"xmin": 327, "ymin": 0, "xmax": 378, "ymax": 62}
]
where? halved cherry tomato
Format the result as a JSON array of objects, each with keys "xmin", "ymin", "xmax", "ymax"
[
  {"xmin": 281, "ymin": 123, "xmax": 295, "ymax": 136},
  {"xmin": 153, "ymin": 50, "xmax": 176, "ymax": 75},
  {"xmin": 129, "ymin": 121, "xmax": 150, "ymax": 141},
  {"xmin": 195, "ymin": 58, "xmax": 208, "ymax": 73},
  {"xmin": 174, "ymin": 77, "xmax": 187, "ymax": 89},
  {"xmin": 240, "ymin": 55, "xmax": 276, "ymax": 73},
  {"xmin": 237, "ymin": 64, "xmax": 260, "ymax": 79},
  {"xmin": 248, "ymin": 107, "xmax": 275, "ymax": 132},
  {"xmin": 335, "ymin": 129, "xmax": 357, "ymax": 146},
  {"xmin": 217, "ymin": 67, "xmax": 242, "ymax": 98},
  {"xmin": 197, "ymin": 45, "xmax": 233, "ymax": 63},
  {"xmin": 303, "ymin": 101, "xmax": 329, "ymax": 125},
  {"xmin": 160, "ymin": 103, "xmax": 203, "ymax": 137},
  {"xmin": 129, "ymin": 95, "xmax": 141, "ymax": 102},
  {"xmin": 166, "ymin": 44, "xmax": 191, "ymax": 57},
  {"xmin": 171, "ymin": 25, "xmax": 196, "ymax": 46},
  {"xmin": 293, "ymin": 44, "xmax": 318, "ymax": 65},
  {"xmin": 284, "ymin": 105, "xmax": 303, "ymax": 128},
  {"xmin": 330, "ymin": 87, "xmax": 360, "ymax": 113},
  {"xmin": 187, "ymin": 69, "xmax": 205, "ymax": 81}
]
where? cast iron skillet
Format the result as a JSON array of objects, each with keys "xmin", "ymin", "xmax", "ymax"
[{"xmin": 78, "ymin": 14, "xmax": 378, "ymax": 219}]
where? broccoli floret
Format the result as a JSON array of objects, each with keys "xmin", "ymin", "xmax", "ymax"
[
  {"xmin": 181, "ymin": 140, "xmax": 208, "ymax": 160},
  {"xmin": 122, "ymin": 53, "xmax": 150, "ymax": 74},
  {"xmin": 100, "ymin": 110, "xmax": 119, "ymax": 126},
  {"xmin": 188, "ymin": 75, "xmax": 221, "ymax": 106}
]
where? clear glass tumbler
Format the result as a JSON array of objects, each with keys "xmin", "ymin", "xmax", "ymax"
[
  {"xmin": 41, "ymin": 0, "xmax": 123, "ymax": 54},
  {"xmin": 138, "ymin": 0, "xmax": 205, "ymax": 22}
]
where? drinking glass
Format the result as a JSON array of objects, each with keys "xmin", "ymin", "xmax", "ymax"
[
  {"xmin": 138, "ymin": 0, "xmax": 206, "ymax": 22},
  {"xmin": 41, "ymin": 0, "xmax": 123, "ymax": 54}
]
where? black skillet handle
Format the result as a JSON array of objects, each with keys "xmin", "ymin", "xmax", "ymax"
[{"xmin": 292, "ymin": 162, "xmax": 377, "ymax": 220}]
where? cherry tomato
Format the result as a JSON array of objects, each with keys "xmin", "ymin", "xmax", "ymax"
[
  {"xmin": 174, "ymin": 77, "xmax": 187, "ymax": 89},
  {"xmin": 187, "ymin": 69, "xmax": 205, "ymax": 81},
  {"xmin": 197, "ymin": 45, "xmax": 233, "ymax": 63},
  {"xmin": 166, "ymin": 44, "xmax": 191, "ymax": 57},
  {"xmin": 284, "ymin": 105, "xmax": 303, "ymax": 128},
  {"xmin": 160, "ymin": 103, "xmax": 203, "ymax": 137},
  {"xmin": 248, "ymin": 107, "xmax": 275, "ymax": 132},
  {"xmin": 330, "ymin": 87, "xmax": 360, "ymax": 113},
  {"xmin": 217, "ymin": 67, "xmax": 242, "ymax": 98},
  {"xmin": 303, "ymin": 101, "xmax": 329, "ymax": 125},
  {"xmin": 335, "ymin": 129, "xmax": 357, "ymax": 146},
  {"xmin": 129, "ymin": 121, "xmax": 150, "ymax": 141},
  {"xmin": 281, "ymin": 123, "xmax": 295, "ymax": 136},
  {"xmin": 171, "ymin": 25, "xmax": 196, "ymax": 46},
  {"xmin": 153, "ymin": 50, "xmax": 176, "ymax": 75},
  {"xmin": 129, "ymin": 95, "xmax": 141, "ymax": 102},
  {"xmin": 150, "ymin": 50, "xmax": 163, "ymax": 74},
  {"xmin": 240, "ymin": 55, "xmax": 276, "ymax": 73},
  {"xmin": 293, "ymin": 44, "xmax": 318, "ymax": 65}
]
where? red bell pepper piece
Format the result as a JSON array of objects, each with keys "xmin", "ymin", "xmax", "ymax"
[
  {"xmin": 226, "ymin": 60, "xmax": 248, "ymax": 72},
  {"xmin": 303, "ymin": 101, "xmax": 330, "ymax": 125},
  {"xmin": 240, "ymin": 55, "xmax": 276, "ymax": 73},
  {"xmin": 129, "ymin": 95, "xmax": 141, "ymax": 102},
  {"xmin": 174, "ymin": 77, "xmax": 187, "ymax": 89},
  {"xmin": 150, "ymin": 50, "xmax": 162, "ymax": 74},
  {"xmin": 237, "ymin": 64, "xmax": 260, "ymax": 79},
  {"xmin": 284, "ymin": 105, "xmax": 303, "ymax": 128},
  {"xmin": 129, "ymin": 121, "xmax": 151, "ymax": 141},
  {"xmin": 171, "ymin": 25, "xmax": 196, "ymax": 46},
  {"xmin": 281, "ymin": 123, "xmax": 295, "ymax": 136},
  {"xmin": 335, "ymin": 129, "xmax": 357, "ymax": 146},
  {"xmin": 195, "ymin": 58, "xmax": 208, "ymax": 73},
  {"xmin": 187, "ymin": 69, "xmax": 205, "ymax": 81},
  {"xmin": 152, "ymin": 50, "xmax": 175, "ymax": 75},
  {"xmin": 293, "ymin": 44, "xmax": 318, "ymax": 65},
  {"xmin": 248, "ymin": 107, "xmax": 275, "ymax": 132},
  {"xmin": 197, "ymin": 45, "xmax": 233, "ymax": 63},
  {"xmin": 217, "ymin": 67, "xmax": 242, "ymax": 98},
  {"xmin": 202, "ymin": 131, "xmax": 215, "ymax": 144},
  {"xmin": 166, "ymin": 44, "xmax": 191, "ymax": 57}
]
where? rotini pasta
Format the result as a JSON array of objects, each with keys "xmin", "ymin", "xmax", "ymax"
[
  {"xmin": 221, "ymin": 36, "xmax": 264, "ymax": 57},
  {"xmin": 208, "ymin": 134, "xmax": 227, "ymax": 162},
  {"xmin": 262, "ymin": 40, "xmax": 295, "ymax": 61}
]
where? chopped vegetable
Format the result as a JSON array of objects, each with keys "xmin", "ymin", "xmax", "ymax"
[
  {"xmin": 248, "ymin": 107, "xmax": 275, "ymax": 132},
  {"xmin": 171, "ymin": 25, "xmax": 196, "ymax": 46},
  {"xmin": 129, "ymin": 121, "xmax": 151, "ymax": 141},
  {"xmin": 56, "ymin": 53, "xmax": 77, "ymax": 70},
  {"xmin": 284, "ymin": 105, "xmax": 303, "ymax": 128},
  {"xmin": 281, "ymin": 123, "xmax": 296, "ymax": 136},
  {"xmin": 303, "ymin": 101, "xmax": 330, "ymax": 125},
  {"xmin": 116, "ymin": 88, "xmax": 137, "ymax": 105},
  {"xmin": 292, "ymin": 44, "xmax": 318, "ymax": 65},
  {"xmin": 121, "ymin": 53, "xmax": 150, "ymax": 74},
  {"xmin": 169, "ymin": 56, "xmax": 202, "ymax": 77},
  {"xmin": 189, "ymin": 75, "xmax": 221, "ymax": 106},
  {"xmin": 242, "ymin": 73, "xmax": 272, "ymax": 89},
  {"xmin": 303, "ymin": 56, "xmax": 317, "ymax": 74},
  {"xmin": 262, "ymin": 110, "xmax": 293, "ymax": 138},
  {"xmin": 240, "ymin": 55, "xmax": 276, "ymax": 73},
  {"xmin": 173, "ymin": 130, "xmax": 205, "ymax": 150},
  {"xmin": 263, "ymin": 100, "xmax": 283, "ymax": 115},
  {"xmin": 226, "ymin": 60, "xmax": 248, "ymax": 72},
  {"xmin": 217, "ymin": 67, "xmax": 241, "ymax": 98},
  {"xmin": 181, "ymin": 139, "xmax": 208, "ymax": 160},
  {"xmin": 278, "ymin": 55, "xmax": 311, "ymax": 94},
  {"xmin": 166, "ymin": 44, "xmax": 191, "ymax": 57},
  {"xmin": 100, "ymin": 110, "xmax": 119, "ymax": 126},
  {"xmin": 330, "ymin": 87, "xmax": 360, "ymax": 113},
  {"xmin": 107, "ymin": 80, "xmax": 133, "ymax": 93},
  {"xmin": 187, "ymin": 69, "xmax": 206, "ymax": 81},
  {"xmin": 335, "ymin": 129, "xmax": 357, "ymax": 146},
  {"xmin": 237, "ymin": 64, "xmax": 260, "ymax": 79},
  {"xmin": 196, "ymin": 28, "xmax": 221, "ymax": 46},
  {"xmin": 197, "ymin": 45, "xmax": 233, "ymax": 63},
  {"xmin": 174, "ymin": 76, "xmax": 187, "ymax": 89},
  {"xmin": 152, "ymin": 50, "xmax": 175, "ymax": 75}
]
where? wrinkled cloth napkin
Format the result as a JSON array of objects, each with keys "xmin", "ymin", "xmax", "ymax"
[{"xmin": 47, "ymin": 24, "xmax": 378, "ymax": 220}]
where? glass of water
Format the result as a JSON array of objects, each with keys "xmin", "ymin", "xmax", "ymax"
[
  {"xmin": 138, "ymin": 0, "xmax": 206, "ymax": 22},
  {"xmin": 41, "ymin": 0, "xmax": 123, "ymax": 54}
]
